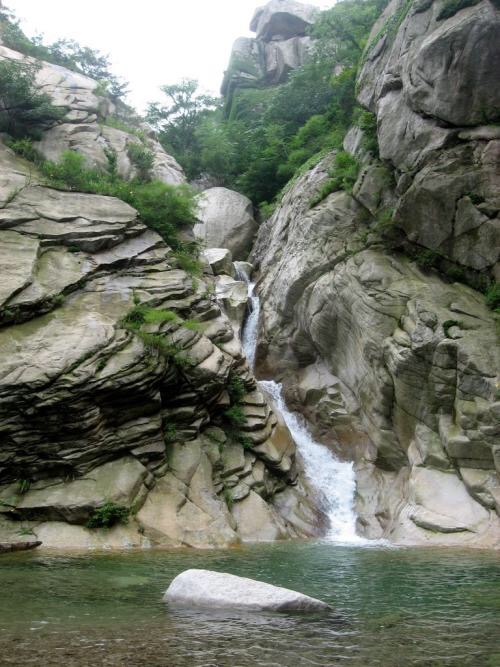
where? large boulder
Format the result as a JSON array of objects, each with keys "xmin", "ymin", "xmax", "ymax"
[
  {"xmin": 164, "ymin": 569, "xmax": 330, "ymax": 611},
  {"xmin": 221, "ymin": 0, "xmax": 316, "ymax": 96},
  {"xmin": 194, "ymin": 188, "xmax": 258, "ymax": 260},
  {"xmin": 250, "ymin": 0, "xmax": 319, "ymax": 41}
]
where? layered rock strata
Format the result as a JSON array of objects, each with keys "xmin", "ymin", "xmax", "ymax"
[{"xmin": 0, "ymin": 141, "xmax": 323, "ymax": 549}]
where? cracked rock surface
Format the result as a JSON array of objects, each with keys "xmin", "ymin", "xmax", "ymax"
[{"xmin": 0, "ymin": 142, "xmax": 324, "ymax": 549}]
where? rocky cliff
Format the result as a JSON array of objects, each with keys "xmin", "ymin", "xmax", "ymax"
[
  {"xmin": 251, "ymin": 0, "xmax": 500, "ymax": 547},
  {"xmin": 221, "ymin": 0, "xmax": 318, "ymax": 102},
  {"xmin": 0, "ymin": 37, "xmax": 323, "ymax": 548}
]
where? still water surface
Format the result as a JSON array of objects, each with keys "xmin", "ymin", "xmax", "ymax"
[{"xmin": 1, "ymin": 542, "xmax": 499, "ymax": 666}]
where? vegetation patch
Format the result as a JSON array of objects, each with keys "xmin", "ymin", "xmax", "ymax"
[
  {"xmin": 485, "ymin": 282, "xmax": 500, "ymax": 313},
  {"xmin": 310, "ymin": 151, "xmax": 360, "ymax": 207},
  {"xmin": 443, "ymin": 320, "xmax": 462, "ymax": 338},
  {"xmin": 0, "ymin": 59, "xmax": 65, "ymax": 139},
  {"xmin": 86, "ymin": 502, "xmax": 130, "ymax": 529}
]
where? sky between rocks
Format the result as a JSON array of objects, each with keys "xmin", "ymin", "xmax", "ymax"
[{"xmin": 6, "ymin": 0, "xmax": 334, "ymax": 113}]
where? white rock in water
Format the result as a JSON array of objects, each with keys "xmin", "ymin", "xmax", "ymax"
[{"xmin": 163, "ymin": 568, "xmax": 330, "ymax": 612}]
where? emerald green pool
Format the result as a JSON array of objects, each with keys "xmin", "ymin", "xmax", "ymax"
[{"xmin": 1, "ymin": 541, "xmax": 499, "ymax": 666}]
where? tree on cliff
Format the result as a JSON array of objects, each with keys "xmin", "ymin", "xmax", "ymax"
[
  {"xmin": 146, "ymin": 79, "xmax": 218, "ymax": 179},
  {"xmin": 0, "ymin": 59, "xmax": 64, "ymax": 138}
]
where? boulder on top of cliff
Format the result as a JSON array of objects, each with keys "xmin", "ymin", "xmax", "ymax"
[
  {"xmin": 194, "ymin": 188, "xmax": 258, "ymax": 260},
  {"xmin": 250, "ymin": 0, "xmax": 319, "ymax": 41},
  {"xmin": 164, "ymin": 569, "xmax": 330, "ymax": 611},
  {"xmin": 0, "ymin": 44, "xmax": 185, "ymax": 186}
]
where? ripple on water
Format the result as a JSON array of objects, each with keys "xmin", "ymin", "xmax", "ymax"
[{"xmin": 0, "ymin": 543, "xmax": 499, "ymax": 666}]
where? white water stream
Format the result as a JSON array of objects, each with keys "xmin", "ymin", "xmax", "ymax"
[{"xmin": 240, "ymin": 275, "xmax": 366, "ymax": 544}]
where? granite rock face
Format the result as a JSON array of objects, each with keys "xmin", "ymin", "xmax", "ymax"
[
  {"xmin": 0, "ymin": 142, "xmax": 324, "ymax": 549},
  {"xmin": 164, "ymin": 568, "xmax": 330, "ymax": 611},
  {"xmin": 357, "ymin": 0, "xmax": 500, "ymax": 278},
  {"xmin": 221, "ymin": 0, "xmax": 317, "ymax": 98},
  {"xmin": 0, "ymin": 44, "xmax": 184, "ymax": 185},
  {"xmin": 194, "ymin": 188, "xmax": 258, "ymax": 260},
  {"xmin": 251, "ymin": 144, "xmax": 500, "ymax": 548}
]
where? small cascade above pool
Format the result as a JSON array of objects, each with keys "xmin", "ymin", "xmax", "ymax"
[{"xmin": 241, "ymin": 278, "xmax": 367, "ymax": 544}]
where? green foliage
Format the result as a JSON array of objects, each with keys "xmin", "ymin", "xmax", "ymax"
[
  {"xmin": 121, "ymin": 303, "xmax": 194, "ymax": 369},
  {"xmin": 173, "ymin": 250, "xmax": 203, "ymax": 276},
  {"xmin": 0, "ymin": 59, "xmax": 65, "ymax": 138},
  {"xmin": 414, "ymin": 249, "xmax": 442, "ymax": 270},
  {"xmin": 223, "ymin": 405, "xmax": 247, "ymax": 428},
  {"xmin": 485, "ymin": 283, "xmax": 500, "ymax": 312},
  {"xmin": 138, "ymin": 333, "xmax": 193, "ymax": 368},
  {"xmin": 0, "ymin": 8, "xmax": 128, "ymax": 102},
  {"xmin": 38, "ymin": 151, "xmax": 197, "ymax": 252},
  {"xmin": 17, "ymin": 479, "xmax": 31, "ymax": 495},
  {"xmin": 355, "ymin": 109, "xmax": 379, "ymax": 155},
  {"xmin": 437, "ymin": 0, "xmax": 480, "ymax": 20},
  {"xmin": 223, "ymin": 487, "xmax": 234, "ymax": 511},
  {"xmin": 146, "ymin": 79, "xmax": 218, "ymax": 179},
  {"xmin": 227, "ymin": 372, "xmax": 246, "ymax": 405},
  {"xmin": 443, "ymin": 320, "xmax": 462, "ymax": 337},
  {"xmin": 163, "ymin": 423, "xmax": 178, "ymax": 443},
  {"xmin": 310, "ymin": 151, "xmax": 360, "ymax": 206},
  {"xmin": 6, "ymin": 137, "xmax": 43, "ymax": 163},
  {"xmin": 146, "ymin": 0, "xmax": 387, "ymax": 206},
  {"xmin": 86, "ymin": 502, "xmax": 130, "ymax": 529},
  {"xmin": 127, "ymin": 142, "xmax": 154, "ymax": 182}
]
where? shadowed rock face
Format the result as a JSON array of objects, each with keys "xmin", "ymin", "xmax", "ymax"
[
  {"xmin": 0, "ymin": 141, "xmax": 325, "ymax": 549},
  {"xmin": 221, "ymin": 0, "xmax": 317, "ymax": 96},
  {"xmin": 357, "ymin": 0, "xmax": 500, "ymax": 276},
  {"xmin": 250, "ymin": 0, "xmax": 319, "ymax": 40}
]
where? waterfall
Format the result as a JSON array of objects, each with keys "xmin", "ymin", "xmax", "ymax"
[{"xmin": 241, "ymin": 278, "xmax": 366, "ymax": 544}]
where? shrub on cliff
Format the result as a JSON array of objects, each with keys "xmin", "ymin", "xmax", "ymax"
[
  {"xmin": 38, "ymin": 150, "xmax": 198, "ymax": 256},
  {"xmin": 0, "ymin": 59, "xmax": 65, "ymax": 138}
]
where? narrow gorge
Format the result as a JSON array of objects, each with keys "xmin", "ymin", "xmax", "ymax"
[
  {"xmin": 0, "ymin": 0, "xmax": 498, "ymax": 552},
  {"xmin": 0, "ymin": 0, "xmax": 499, "ymax": 663}
]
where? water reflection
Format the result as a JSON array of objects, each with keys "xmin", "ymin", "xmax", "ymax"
[{"xmin": 1, "ymin": 542, "xmax": 499, "ymax": 666}]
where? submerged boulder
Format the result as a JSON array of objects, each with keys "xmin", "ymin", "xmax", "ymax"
[{"xmin": 164, "ymin": 569, "xmax": 330, "ymax": 611}]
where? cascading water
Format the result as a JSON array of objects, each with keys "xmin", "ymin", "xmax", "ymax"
[{"xmin": 240, "ymin": 275, "xmax": 366, "ymax": 544}]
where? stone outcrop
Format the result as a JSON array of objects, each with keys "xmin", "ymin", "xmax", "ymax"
[
  {"xmin": 0, "ymin": 141, "xmax": 324, "ymax": 549},
  {"xmin": 0, "ymin": 44, "xmax": 184, "ymax": 185},
  {"xmin": 221, "ymin": 0, "xmax": 318, "ymax": 99},
  {"xmin": 357, "ymin": 0, "xmax": 500, "ymax": 279},
  {"xmin": 251, "ymin": 141, "xmax": 500, "ymax": 547},
  {"xmin": 164, "ymin": 568, "xmax": 330, "ymax": 611},
  {"xmin": 194, "ymin": 187, "xmax": 258, "ymax": 260}
]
